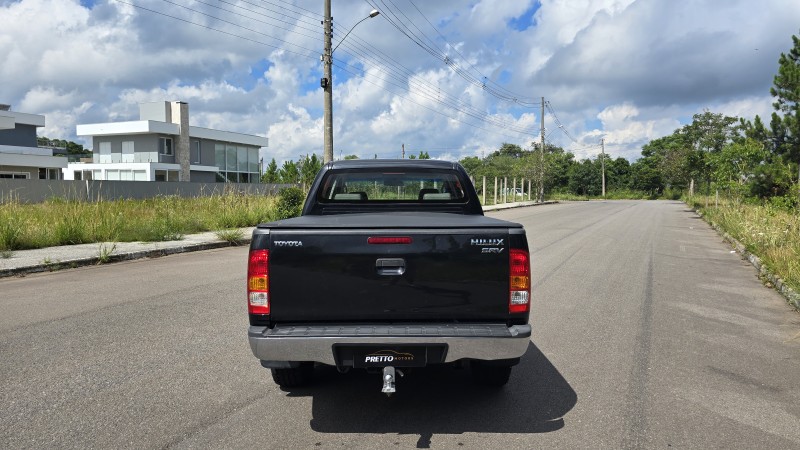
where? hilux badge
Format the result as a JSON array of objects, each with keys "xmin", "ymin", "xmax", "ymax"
[{"xmin": 471, "ymin": 238, "xmax": 504, "ymax": 246}]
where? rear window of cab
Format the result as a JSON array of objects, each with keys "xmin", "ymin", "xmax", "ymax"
[{"xmin": 318, "ymin": 169, "xmax": 468, "ymax": 203}]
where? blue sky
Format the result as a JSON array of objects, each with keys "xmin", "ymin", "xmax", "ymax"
[{"xmin": 1, "ymin": 0, "xmax": 798, "ymax": 164}]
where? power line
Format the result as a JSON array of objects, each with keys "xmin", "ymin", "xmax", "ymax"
[
  {"xmin": 332, "ymin": 61, "xmax": 537, "ymax": 141},
  {"xmin": 151, "ymin": 0, "xmax": 320, "ymax": 55},
  {"xmin": 545, "ymin": 100, "xmax": 582, "ymax": 145},
  {"xmin": 118, "ymin": 0, "xmax": 543, "ymax": 142},
  {"xmin": 193, "ymin": 0, "xmax": 319, "ymax": 39},
  {"xmin": 115, "ymin": 0, "xmax": 317, "ymax": 58},
  {"xmin": 363, "ymin": 0, "xmax": 539, "ymax": 107},
  {"xmin": 405, "ymin": 0, "xmax": 539, "ymax": 104},
  {"xmin": 259, "ymin": 0, "xmax": 321, "ymax": 20},
  {"xmin": 334, "ymin": 39, "xmax": 538, "ymax": 135}
]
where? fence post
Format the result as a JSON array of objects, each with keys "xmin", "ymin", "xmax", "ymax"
[
  {"xmin": 513, "ymin": 178, "xmax": 517, "ymax": 203},
  {"xmin": 482, "ymin": 176, "xmax": 486, "ymax": 205},
  {"xmin": 503, "ymin": 177, "xmax": 508, "ymax": 204}
]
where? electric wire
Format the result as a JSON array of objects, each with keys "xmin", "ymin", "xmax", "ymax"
[
  {"xmin": 334, "ymin": 38, "xmax": 538, "ymax": 135},
  {"xmin": 365, "ymin": 0, "xmax": 540, "ymax": 107},
  {"xmin": 405, "ymin": 0, "xmax": 539, "ymax": 103},
  {"xmin": 117, "ymin": 0, "xmax": 542, "ymax": 142},
  {"xmin": 114, "ymin": 0, "xmax": 317, "ymax": 59},
  {"xmin": 152, "ymin": 0, "xmax": 320, "ymax": 55},
  {"xmin": 332, "ymin": 61, "xmax": 538, "ymax": 142},
  {"xmin": 194, "ymin": 0, "xmax": 320, "ymax": 40},
  {"xmin": 259, "ymin": 0, "xmax": 321, "ymax": 20}
]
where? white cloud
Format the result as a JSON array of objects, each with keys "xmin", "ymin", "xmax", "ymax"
[{"xmin": 1, "ymin": 0, "xmax": 798, "ymax": 164}]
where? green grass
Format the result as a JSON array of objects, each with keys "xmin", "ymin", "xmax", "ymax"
[
  {"xmin": 215, "ymin": 228, "xmax": 246, "ymax": 246},
  {"xmin": 0, "ymin": 193, "xmax": 278, "ymax": 251},
  {"xmin": 546, "ymin": 189, "xmax": 656, "ymax": 201},
  {"xmin": 686, "ymin": 195, "xmax": 800, "ymax": 294}
]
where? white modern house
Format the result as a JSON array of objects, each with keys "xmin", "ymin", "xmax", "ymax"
[
  {"xmin": 64, "ymin": 101, "xmax": 269, "ymax": 182},
  {"xmin": 0, "ymin": 104, "xmax": 66, "ymax": 179}
]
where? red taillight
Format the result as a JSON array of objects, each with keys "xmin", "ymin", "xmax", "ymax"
[
  {"xmin": 247, "ymin": 249, "xmax": 270, "ymax": 315},
  {"xmin": 368, "ymin": 236, "xmax": 413, "ymax": 245},
  {"xmin": 509, "ymin": 248, "xmax": 530, "ymax": 313}
]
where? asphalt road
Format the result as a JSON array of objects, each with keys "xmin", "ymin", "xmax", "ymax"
[{"xmin": 2, "ymin": 200, "xmax": 799, "ymax": 449}]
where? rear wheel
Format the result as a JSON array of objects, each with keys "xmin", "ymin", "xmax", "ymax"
[
  {"xmin": 270, "ymin": 362, "xmax": 314, "ymax": 388},
  {"xmin": 470, "ymin": 361, "xmax": 512, "ymax": 386}
]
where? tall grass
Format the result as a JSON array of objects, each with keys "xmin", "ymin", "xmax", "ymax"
[
  {"xmin": 0, "ymin": 193, "xmax": 278, "ymax": 251},
  {"xmin": 686, "ymin": 195, "xmax": 800, "ymax": 293}
]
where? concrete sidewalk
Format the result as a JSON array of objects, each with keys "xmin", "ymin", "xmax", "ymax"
[
  {"xmin": 0, "ymin": 201, "xmax": 552, "ymax": 278},
  {"xmin": 0, "ymin": 228, "xmax": 257, "ymax": 278}
]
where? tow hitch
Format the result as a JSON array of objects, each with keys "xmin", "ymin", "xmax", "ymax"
[{"xmin": 381, "ymin": 366, "xmax": 404, "ymax": 396}]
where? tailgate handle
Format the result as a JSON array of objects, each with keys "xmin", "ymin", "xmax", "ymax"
[{"xmin": 376, "ymin": 258, "xmax": 406, "ymax": 276}]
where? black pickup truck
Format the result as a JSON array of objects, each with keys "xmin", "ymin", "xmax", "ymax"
[{"xmin": 247, "ymin": 160, "xmax": 531, "ymax": 394}]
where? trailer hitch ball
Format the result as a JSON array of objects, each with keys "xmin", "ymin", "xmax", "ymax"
[{"xmin": 381, "ymin": 366, "xmax": 403, "ymax": 396}]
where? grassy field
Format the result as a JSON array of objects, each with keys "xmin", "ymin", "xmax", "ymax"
[
  {"xmin": 0, "ymin": 194, "xmax": 277, "ymax": 252},
  {"xmin": 686, "ymin": 195, "xmax": 800, "ymax": 294}
]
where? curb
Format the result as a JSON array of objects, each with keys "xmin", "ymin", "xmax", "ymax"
[
  {"xmin": 483, "ymin": 200, "xmax": 558, "ymax": 211},
  {"xmin": 0, "ymin": 239, "xmax": 251, "ymax": 279},
  {"xmin": 693, "ymin": 208, "xmax": 800, "ymax": 312}
]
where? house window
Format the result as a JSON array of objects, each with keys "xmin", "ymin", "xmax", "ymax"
[
  {"xmin": 74, "ymin": 171, "xmax": 82, "ymax": 180},
  {"xmin": 122, "ymin": 141, "xmax": 135, "ymax": 163},
  {"xmin": 215, "ymin": 144, "xmax": 225, "ymax": 170},
  {"xmin": 159, "ymin": 137, "xmax": 173, "ymax": 156},
  {"xmin": 99, "ymin": 141, "xmax": 111, "ymax": 163},
  {"xmin": 0, "ymin": 172, "xmax": 30, "ymax": 179},
  {"xmin": 38, "ymin": 168, "xmax": 61, "ymax": 180},
  {"xmin": 192, "ymin": 141, "xmax": 201, "ymax": 164},
  {"xmin": 155, "ymin": 169, "xmax": 180, "ymax": 182}
]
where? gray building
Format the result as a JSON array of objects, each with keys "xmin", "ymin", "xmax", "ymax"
[
  {"xmin": 65, "ymin": 101, "xmax": 269, "ymax": 182},
  {"xmin": 0, "ymin": 104, "xmax": 66, "ymax": 179}
]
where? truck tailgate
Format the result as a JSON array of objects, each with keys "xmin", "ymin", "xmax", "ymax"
[{"xmin": 265, "ymin": 214, "xmax": 519, "ymax": 322}]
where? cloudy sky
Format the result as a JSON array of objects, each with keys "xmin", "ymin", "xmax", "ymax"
[{"xmin": 1, "ymin": 0, "xmax": 798, "ymax": 164}]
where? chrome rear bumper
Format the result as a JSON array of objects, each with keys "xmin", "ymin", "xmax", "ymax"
[{"xmin": 248, "ymin": 323, "xmax": 531, "ymax": 366}]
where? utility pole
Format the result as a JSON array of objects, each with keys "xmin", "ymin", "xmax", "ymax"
[
  {"xmin": 402, "ymin": 143, "xmax": 405, "ymax": 159},
  {"xmin": 323, "ymin": 0, "xmax": 333, "ymax": 163},
  {"xmin": 539, "ymin": 96, "xmax": 545, "ymax": 202},
  {"xmin": 601, "ymin": 138, "xmax": 606, "ymax": 197}
]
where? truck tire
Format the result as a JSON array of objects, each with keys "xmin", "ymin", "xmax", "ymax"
[
  {"xmin": 470, "ymin": 362, "xmax": 512, "ymax": 387},
  {"xmin": 270, "ymin": 363, "xmax": 313, "ymax": 387}
]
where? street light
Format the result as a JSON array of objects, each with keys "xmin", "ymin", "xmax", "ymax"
[{"xmin": 322, "ymin": 4, "xmax": 380, "ymax": 163}]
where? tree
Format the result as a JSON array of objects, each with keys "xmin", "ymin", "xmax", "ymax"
[
  {"xmin": 459, "ymin": 156, "xmax": 482, "ymax": 176},
  {"xmin": 278, "ymin": 160, "xmax": 299, "ymax": 184},
  {"xmin": 769, "ymin": 30, "xmax": 800, "ymax": 203},
  {"xmin": 343, "ymin": 154, "xmax": 359, "ymax": 160},
  {"xmin": 568, "ymin": 159, "xmax": 602, "ymax": 196},
  {"xmin": 710, "ymin": 138, "xmax": 768, "ymax": 197},
  {"xmin": 417, "ymin": 151, "xmax": 430, "ymax": 160},
  {"xmin": 492, "ymin": 143, "xmax": 527, "ymax": 159},
  {"xmin": 261, "ymin": 158, "xmax": 279, "ymax": 183},
  {"xmin": 629, "ymin": 156, "xmax": 663, "ymax": 197},
  {"xmin": 606, "ymin": 157, "xmax": 631, "ymax": 191},
  {"xmin": 298, "ymin": 154, "xmax": 322, "ymax": 187}
]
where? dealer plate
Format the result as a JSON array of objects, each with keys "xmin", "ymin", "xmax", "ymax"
[{"xmin": 352, "ymin": 346, "xmax": 428, "ymax": 368}]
